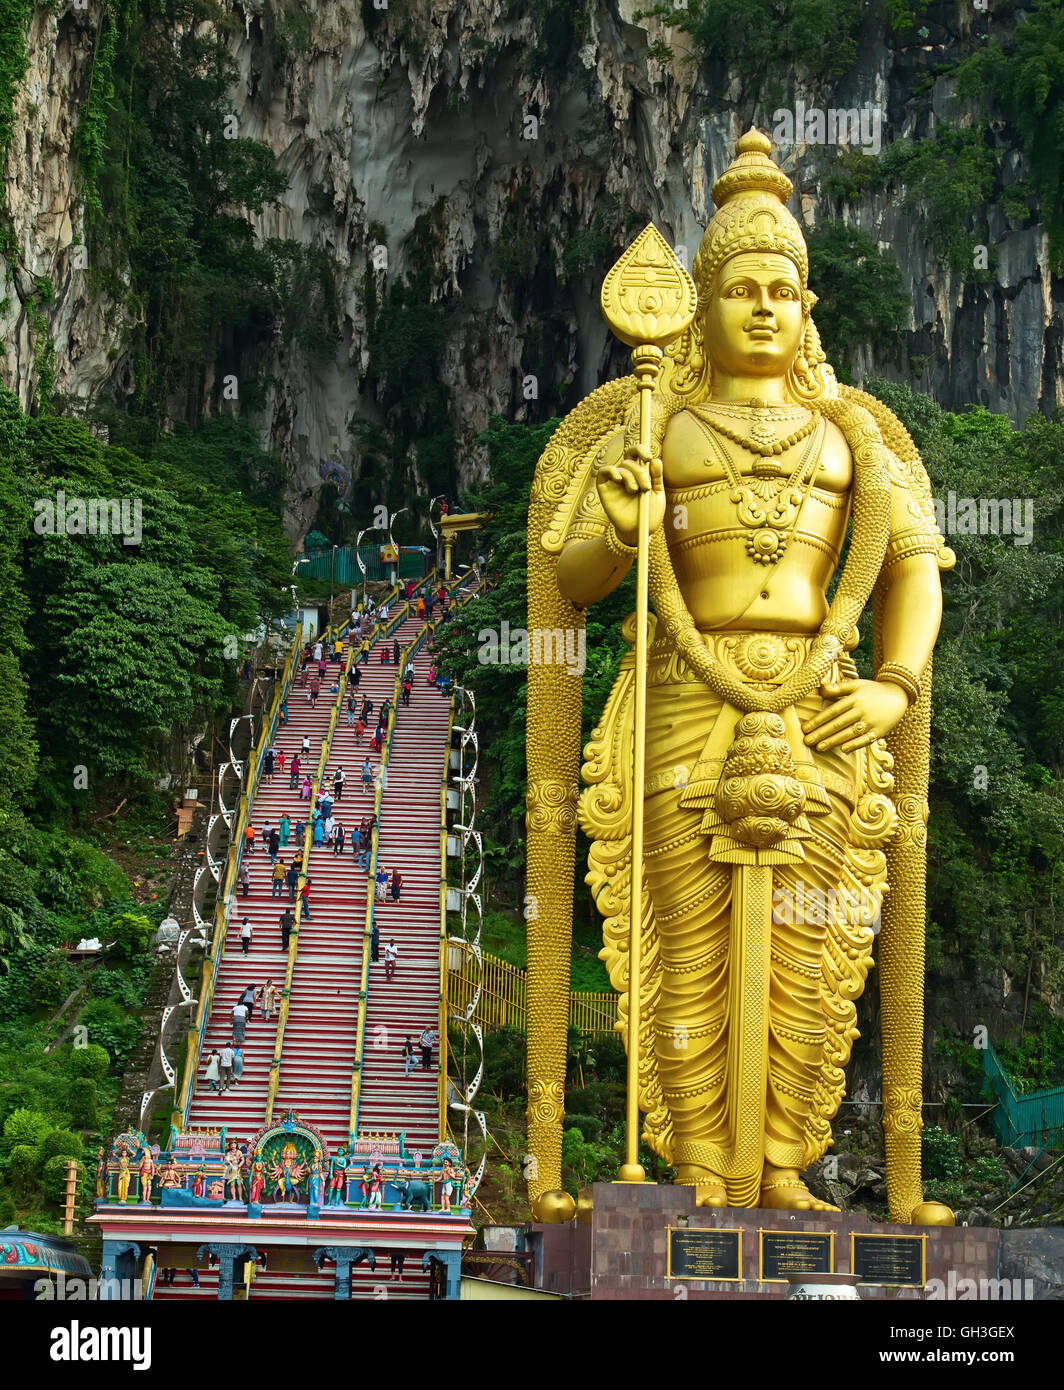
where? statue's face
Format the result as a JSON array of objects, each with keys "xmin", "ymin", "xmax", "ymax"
[{"xmin": 704, "ymin": 252, "xmax": 804, "ymax": 379}]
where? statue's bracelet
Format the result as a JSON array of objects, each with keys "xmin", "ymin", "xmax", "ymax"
[
  {"xmin": 603, "ymin": 525, "xmax": 638, "ymax": 559},
  {"xmin": 875, "ymin": 661, "xmax": 922, "ymax": 706}
]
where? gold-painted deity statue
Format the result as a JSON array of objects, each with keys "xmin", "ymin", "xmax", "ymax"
[{"xmin": 525, "ymin": 130, "xmax": 955, "ymax": 1224}]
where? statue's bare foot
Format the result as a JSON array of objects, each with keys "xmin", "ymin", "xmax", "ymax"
[
  {"xmin": 676, "ymin": 1164, "xmax": 727, "ymax": 1207},
  {"xmin": 760, "ymin": 1166, "xmax": 838, "ymax": 1212}
]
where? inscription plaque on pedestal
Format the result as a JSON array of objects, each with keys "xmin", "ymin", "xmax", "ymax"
[
  {"xmin": 758, "ymin": 1229, "xmax": 834, "ymax": 1282},
  {"xmin": 851, "ymin": 1233, "xmax": 926, "ymax": 1287},
  {"xmin": 666, "ymin": 1227, "xmax": 741, "ymax": 1282}
]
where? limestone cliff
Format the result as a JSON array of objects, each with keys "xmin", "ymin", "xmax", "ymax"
[{"xmin": 1, "ymin": 0, "xmax": 1060, "ymax": 536}]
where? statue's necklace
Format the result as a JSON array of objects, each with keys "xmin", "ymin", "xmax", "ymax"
[
  {"xmin": 692, "ymin": 399, "xmax": 816, "ymax": 457},
  {"xmin": 691, "ymin": 411, "xmax": 823, "ymax": 565}
]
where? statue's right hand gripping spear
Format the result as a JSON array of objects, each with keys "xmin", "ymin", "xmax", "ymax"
[{"xmin": 600, "ymin": 226, "xmax": 697, "ymax": 1183}]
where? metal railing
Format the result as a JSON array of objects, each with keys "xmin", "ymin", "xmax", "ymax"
[
  {"xmin": 438, "ymin": 699, "xmax": 455, "ymax": 1143},
  {"xmin": 983, "ymin": 1042, "xmax": 1064, "ymax": 1147},
  {"xmin": 447, "ymin": 940, "xmax": 619, "ymax": 1039}
]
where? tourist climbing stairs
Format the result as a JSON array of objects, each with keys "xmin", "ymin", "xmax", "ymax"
[{"xmin": 154, "ymin": 576, "xmax": 477, "ymax": 1299}]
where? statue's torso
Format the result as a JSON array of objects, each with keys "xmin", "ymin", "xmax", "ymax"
[{"xmin": 662, "ymin": 406, "xmax": 853, "ymax": 633}]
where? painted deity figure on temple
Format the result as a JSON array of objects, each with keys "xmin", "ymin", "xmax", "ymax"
[
  {"xmin": 138, "ymin": 1147, "xmax": 156, "ymax": 1202},
  {"xmin": 327, "ymin": 1146, "xmax": 349, "ymax": 1206},
  {"xmin": 308, "ymin": 1155, "xmax": 324, "ymax": 1207},
  {"xmin": 224, "ymin": 1142, "xmax": 245, "ymax": 1202},
  {"xmin": 270, "ymin": 1143, "xmax": 305, "ymax": 1202},
  {"xmin": 158, "ymin": 1157, "xmax": 181, "ymax": 1192},
  {"xmin": 359, "ymin": 1165, "xmax": 383, "ymax": 1209},
  {"xmin": 95, "ymin": 1147, "xmax": 106, "ymax": 1200},
  {"xmin": 192, "ymin": 1166, "xmax": 206, "ymax": 1198},
  {"xmin": 525, "ymin": 130, "xmax": 955, "ymax": 1226},
  {"xmin": 249, "ymin": 1160, "xmax": 266, "ymax": 1205},
  {"xmin": 116, "ymin": 1150, "xmax": 131, "ymax": 1204}
]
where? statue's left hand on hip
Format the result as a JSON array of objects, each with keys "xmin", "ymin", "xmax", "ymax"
[{"xmin": 802, "ymin": 679, "xmax": 909, "ymax": 752}]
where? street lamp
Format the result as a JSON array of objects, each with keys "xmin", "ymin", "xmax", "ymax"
[
  {"xmin": 428, "ymin": 494, "xmax": 447, "ymax": 577},
  {"xmin": 355, "ymin": 527, "xmax": 369, "ymax": 608},
  {"xmin": 388, "ymin": 507, "xmax": 409, "ymax": 589}
]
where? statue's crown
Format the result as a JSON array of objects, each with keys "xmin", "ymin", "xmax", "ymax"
[
  {"xmin": 711, "ymin": 129, "xmax": 794, "ymax": 209},
  {"xmin": 695, "ymin": 129, "xmax": 808, "ymax": 296}
]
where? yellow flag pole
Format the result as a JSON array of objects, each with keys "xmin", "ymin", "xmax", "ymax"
[{"xmin": 600, "ymin": 227, "xmax": 696, "ymax": 1184}]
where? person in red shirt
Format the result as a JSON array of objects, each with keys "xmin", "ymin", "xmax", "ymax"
[{"xmin": 300, "ymin": 877, "xmax": 313, "ymax": 920}]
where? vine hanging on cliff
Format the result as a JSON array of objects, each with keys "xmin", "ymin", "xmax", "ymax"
[{"xmin": 0, "ymin": 0, "xmax": 36, "ymax": 163}]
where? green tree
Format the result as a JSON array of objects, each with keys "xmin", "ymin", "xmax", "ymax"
[
  {"xmin": 806, "ymin": 223, "xmax": 910, "ymax": 376},
  {"xmin": 40, "ymin": 1128, "xmax": 85, "ymax": 1164},
  {"xmin": 42, "ymin": 1154, "xmax": 84, "ymax": 1205},
  {"xmin": 642, "ymin": 0, "xmax": 861, "ymax": 118},
  {"xmin": 957, "ymin": 0, "xmax": 1064, "ymax": 265},
  {"xmin": 1, "ymin": 1106, "xmax": 52, "ymax": 1155}
]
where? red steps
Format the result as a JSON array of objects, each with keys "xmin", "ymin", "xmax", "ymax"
[
  {"xmin": 357, "ymin": 618, "xmax": 453, "ymax": 1151},
  {"xmin": 151, "ymin": 1262, "xmax": 432, "ymax": 1301},
  {"xmin": 186, "ymin": 633, "xmax": 408, "ymax": 1151}
]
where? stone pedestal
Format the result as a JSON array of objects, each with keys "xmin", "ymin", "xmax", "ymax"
[{"xmin": 530, "ymin": 1183, "xmax": 1029, "ymax": 1300}]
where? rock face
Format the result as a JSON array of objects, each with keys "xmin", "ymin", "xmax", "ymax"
[
  {"xmin": 1, "ymin": 8, "xmax": 127, "ymax": 409},
  {"xmin": 2, "ymin": 0, "xmax": 1061, "ymax": 534}
]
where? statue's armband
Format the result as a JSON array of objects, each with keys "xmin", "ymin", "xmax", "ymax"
[{"xmin": 882, "ymin": 457, "xmax": 950, "ymax": 574}]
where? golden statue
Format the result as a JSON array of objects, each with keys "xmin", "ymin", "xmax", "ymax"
[
  {"xmin": 525, "ymin": 130, "xmax": 955, "ymax": 1225},
  {"xmin": 116, "ymin": 1150, "xmax": 131, "ymax": 1204}
]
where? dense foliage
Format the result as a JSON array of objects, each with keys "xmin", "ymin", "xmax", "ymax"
[
  {"xmin": 0, "ymin": 391, "xmax": 291, "ymax": 799},
  {"xmin": 957, "ymin": 0, "xmax": 1064, "ymax": 265},
  {"xmin": 805, "ymin": 223, "xmax": 910, "ymax": 376},
  {"xmin": 80, "ymin": 0, "xmax": 341, "ymax": 422},
  {"xmin": 641, "ymin": 0, "xmax": 862, "ymax": 117},
  {"xmin": 0, "ymin": 0, "xmax": 34, "ymax": 162},
  {"xmin": 0, "ymin": 383, "xmax": 293, "ymax": 1231}
]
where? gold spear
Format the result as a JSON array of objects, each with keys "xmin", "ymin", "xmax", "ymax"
[{"xmin": 600, "ymin": 226, "xmax": 697, "ymax": 1182}]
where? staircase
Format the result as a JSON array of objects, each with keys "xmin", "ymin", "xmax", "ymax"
[
  {"xmin": 356, "ymin": 620, "xmax": 452, "ymax": 1152},
  {"xmin": 186, "ymin": 630, "xmax": 404, "ymax": 1151},
  {"xmin": 153, "ymin": 1259, "xmax": 431, "ymax": 1301},
  {"xmin": 158, "ymin": 598, "xmax": 463, "ymax": 1301}
]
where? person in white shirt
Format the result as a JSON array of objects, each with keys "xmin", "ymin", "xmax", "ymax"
[
  {"xmin": 384, "ymin": 940, "xmax": 399, "ymax": 980},
  {"xmin": 231, "ymin": 1001, "xmax": 248, "ymax": 1043},
  {"xmin": 240, "ymin": 918, "xmax": 252, "ymax": 955},
  {"xmin": 219, "ymin": 1043, "xmax": 235, "ymax": 1090},
  {"xmin": 313, "ymin": 640, "xmax": 323, "ymax": 662},
  {"xmin": 419, "ymin": 1027, "xmax": 436, "ymax": 1070}
]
